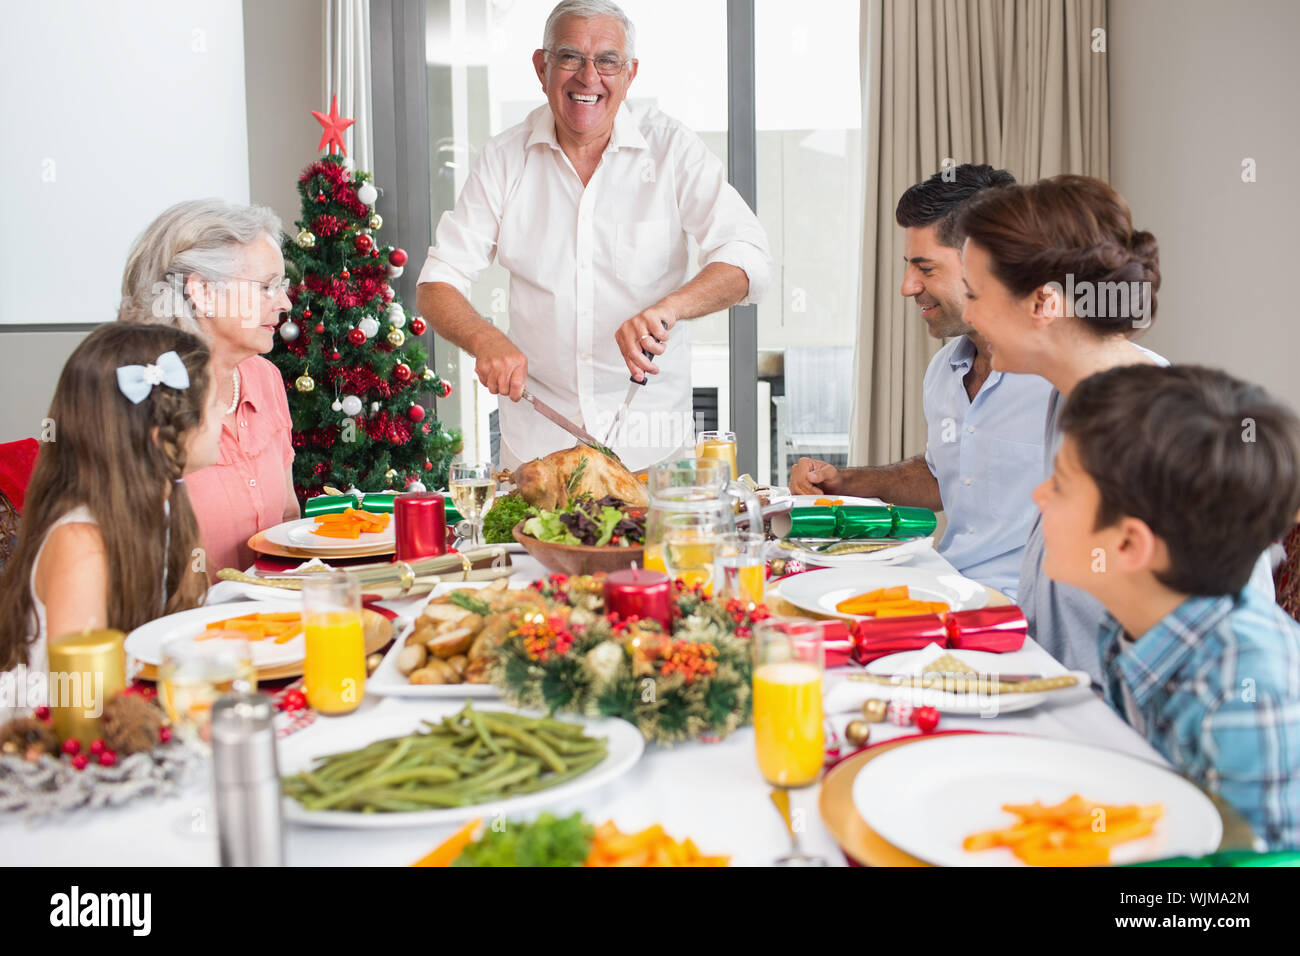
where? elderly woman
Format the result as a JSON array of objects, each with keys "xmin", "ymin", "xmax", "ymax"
[{"xmin": 118, "ymin": 199, "xmax": 299, "ymax": 574}]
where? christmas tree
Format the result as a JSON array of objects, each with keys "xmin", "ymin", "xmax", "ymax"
[{"xmin": 270, "ymin": 99, "xmax": 459, "ymax": 499}]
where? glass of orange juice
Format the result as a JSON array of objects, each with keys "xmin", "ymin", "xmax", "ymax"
[
  {"xmin": 714, "ymin": 531, "xmax": 767, "ymax": 609},
  {"xmin": 753, "ymin": 619, "xmax": 825, "ymax": 788},
  {"xmin": 302, "ymin": 571, "xmax": 366, "ymax": 716},
  {"xmin": 696, "ymin": 430, "xmax": 739, "ymax": 480}
]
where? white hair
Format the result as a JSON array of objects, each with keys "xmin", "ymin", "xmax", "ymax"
[
  {"xmin": 118, "ymin": 199, "xmax": 282, "ymax": 334},
  {"xmin": 542, "ymin": 0, "xmax": 636, "ymax": 59}
]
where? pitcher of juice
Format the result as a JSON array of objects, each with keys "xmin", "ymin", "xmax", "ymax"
[
  {"xmin": 643, "ymin": 458, "xmax": 762, "ymax": 589},
  {"xmin": 752, "ymin": 619, "xmax": 826, "ymax": 788},
  {"xmin": 302, "ymin": 571, "xmax": 366, "ymax": 716}
]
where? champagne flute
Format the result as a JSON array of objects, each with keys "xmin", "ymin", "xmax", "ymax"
[
  {"xmin": 449, "ymin": 460, "xmax": 496, "ymax": 547},
  {"xmin": 158, "ymin": 635, "xmax": 257, "ymax": 749},
  {"xmin": 752, "ymin": 619, "xmax": 826, "ymax": 789}
]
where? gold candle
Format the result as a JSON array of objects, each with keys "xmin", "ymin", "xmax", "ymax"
[{"xmin": 46, "ymin": 629, "xmax": 126, "ymax": 745}]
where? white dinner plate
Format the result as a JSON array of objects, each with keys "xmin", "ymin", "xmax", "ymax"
[
  {"xmin": 774, "ymin": 566, "xmax": 988, "ymax": 620},
  {"xmin": 125, "ymin": 599, "xmax": 305, "ymax": 670},
  {"xmin": 368, "ymin": 580, "xmax": 501, "ymax": 699},
  {"xmin": 774, "ymin": 535, "xmax": 936, "ymax": 569},
  {"xmin": 279, "ymin": 703, "xmax": 645, "ymax": 828},
  {"xmin": 857, "ymin": 648, "xmax": 1091, "ymax": 715},
  {"xmin": 263, "ymin": 515, "xmax": 396, "ymax": 553},
  {"xmin": 787, "ymin": 494, "xmax": 887, "ymax": 508},
  {"xmin": 851, "ymin": 734, "xmax": 1223, "ymax": 866}
]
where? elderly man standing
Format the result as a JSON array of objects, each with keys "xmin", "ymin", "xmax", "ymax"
[
  {"xmin": 790, "ymin": 165, "xmax": 1052, "ymax": 599},
  {"xmin": 417, "ymin": 0, "xmax": 771, "ymax": 471}
]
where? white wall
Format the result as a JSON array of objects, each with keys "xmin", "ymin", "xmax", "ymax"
[
  {"xmin": 1109, "ymin": 0, "xmax": 1300, "ymax": 411},
  {"xmin": 0, "ymin": 0, "xmax": 253, "ymax": 441}
]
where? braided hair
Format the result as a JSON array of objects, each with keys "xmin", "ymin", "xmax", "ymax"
[{"xmin": 0, "ymin": 324, "xmax": 211, "ymax": 669}]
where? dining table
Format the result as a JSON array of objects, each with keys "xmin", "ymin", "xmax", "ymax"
[{"xmin": 0, "ymin": 546, "xmax": 1204, "ymax": 868}]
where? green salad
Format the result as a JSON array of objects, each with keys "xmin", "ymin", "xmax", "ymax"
[{"xmin": 522, "ymin": 495, "xmax": 646, "ymax": 547}]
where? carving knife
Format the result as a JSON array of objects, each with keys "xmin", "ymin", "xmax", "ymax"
[{"xmin": 520, "ymin": 387, "xmax": 619, "ymax": 460}]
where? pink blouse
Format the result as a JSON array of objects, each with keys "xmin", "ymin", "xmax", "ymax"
[{"xmin": 186, "ymin": 356, "xmax": 295, "ymax": 575}]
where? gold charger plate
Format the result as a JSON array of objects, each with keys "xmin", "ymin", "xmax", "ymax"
[
  {"xmin": 247, "ymin": 528, "xmax": 396, "ymax": 560},
  {"xmin": 134, "ymin": 608, "xmax": 394, "ymax": 683},
  {"xmin": 818, "ymin": 731, "xmax": 1258, "ymax": 867}
]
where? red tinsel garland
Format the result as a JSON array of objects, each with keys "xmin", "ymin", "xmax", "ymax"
[{"xmin": 311, "ymin": 214, "xmax": 346, "ymax": 237}]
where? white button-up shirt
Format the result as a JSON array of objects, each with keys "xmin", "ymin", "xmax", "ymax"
[
  {"xmin": 923, "ymin": 335, "xmax": 1054, "ymax": 599},
  {"xmin": 418, "ymin": 102, "xmax": 772, "ymax": 471}
]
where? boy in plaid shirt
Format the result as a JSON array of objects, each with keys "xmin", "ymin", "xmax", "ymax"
[{"xmin": 1035, "ymin": 364, "xmax": 1300, "ymax": 850}]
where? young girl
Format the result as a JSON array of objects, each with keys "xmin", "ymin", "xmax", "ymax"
[{"xmin": 0, "ymin": 324, "xmax": 223, "ymax": 718}]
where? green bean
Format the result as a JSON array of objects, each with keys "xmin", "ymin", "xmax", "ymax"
[
  {"xmin": 507, "ymin": 747, "xmax": 608, "ymax": 794},
  {"xmin": 467, "ymin": 706, "xmax": 504, "ymax": 756},
  {"xmin": 480, "ymin": 716, "xmax": 567, "ymax": 774},
  {"xmin": 535, "ymin": 729, "xmax": 606, "ymax": 755}
]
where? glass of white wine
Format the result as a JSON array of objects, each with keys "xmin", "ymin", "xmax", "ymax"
[
  {"xmin": 158, "ymin": 635, "xmax": 257, "ymax": 750},
  {"xmin": 661, "ymin": 510, "xmax": 727, "ymax": 594},
  {"xmin": 449, "ymin": 460, "xmax": 496, "ymax": 548}
]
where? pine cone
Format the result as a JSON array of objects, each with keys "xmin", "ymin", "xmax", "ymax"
[
  {"xmin": 101, "ymin": 693, "xmax": 165, "ymax": 755},
  {"xmin": 0, "ymin": 717, "xmax": 59, "ymax": 761}
]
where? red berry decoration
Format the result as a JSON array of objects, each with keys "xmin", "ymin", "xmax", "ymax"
[
  {"xmin": 61, "ymin": 738, "xmax": 81, "ymax": 756},
  {"xmin": 347, "ymin": 327, "xmax": 367, "ymax": 346},
  {"xmin": 410, "ymin": 317, "xmax": 427, "ymax": 336},
  {"xmin": 912, "ymin": 706, "xmax": 941, "ymax": 733},
  {"xmin": 98, "ymin": 749, "xmax": 118, "ymax": 768},
  {"xmin": 89, "ymin": 739, "xmax": 106, "ymax": 755},
  {"xmin": 159, "ymin": 726, "xmax": 173, "ymax": 744},
  {"xmin": 314, "ymin": 323, "xmax": 325, "ymax": 334},
  {"xmin": 394, "ymin": 362, "xmax": 412, "ymax": 382},
  {"xmin": 278, "ymin": 689, "xmax": 308, "ymax": 713},
  {"xmin": 71, "ymin": 753, "xmax": 89, "ymax": 770},
  {"xmin": 407, "ymin": 404, "xmax": 426, "ymax": 423},
  {"xmin": 388, "ymin": 247, "xmax": 408, "ymax": 267},
  {"xmin": 33, "ymin": 706, "xmax": 50, "ymax": 722}
]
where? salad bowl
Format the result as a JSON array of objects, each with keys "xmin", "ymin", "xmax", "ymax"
[{"xmin": 511, "ymin": 521, "xmax": 646, "ymax": 575}]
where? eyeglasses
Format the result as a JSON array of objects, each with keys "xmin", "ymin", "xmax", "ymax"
[
  {"xmin": 226, "ymin": 276, "xmax": 293, "ymax": 299},
  {"xmin": 543, "ymin": 48, "xmax": 630, "ymax": 75}
]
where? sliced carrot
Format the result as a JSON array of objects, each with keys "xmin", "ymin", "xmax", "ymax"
[{"xmin": 412, "ymin": 817, "xmax": 483, "ymax": 867}]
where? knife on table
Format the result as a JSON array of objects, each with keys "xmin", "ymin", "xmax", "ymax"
[
  {"xmin": 601, "ymin": 320, "xmax": 668, "ymax": 447},
  {"xmin": 520, "ymin": 387, "xmax": 619, "ymax": 460}
]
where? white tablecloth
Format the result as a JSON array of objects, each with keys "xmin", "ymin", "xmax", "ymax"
[{"xmin": 1, "ymin": 549, "xmax": 1162, "ymax": 867}]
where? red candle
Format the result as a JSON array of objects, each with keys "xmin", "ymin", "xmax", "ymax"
[
  {"xmin": 394, "ymin": 492, "xmax": 448, "ymax": 561},
  {"xmin": 603, "ymin": 566, "xmax": 673, "ymax": 633}
]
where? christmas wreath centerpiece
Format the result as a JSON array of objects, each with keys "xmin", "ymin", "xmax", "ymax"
[{"xmin": 489, "ymin": 574, "xmax": 770, "ymax": 746}]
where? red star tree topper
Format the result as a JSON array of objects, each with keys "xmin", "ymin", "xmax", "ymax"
[{"xmin": 311, "ymin": 95, "xmax": 356, "ymax": 156}]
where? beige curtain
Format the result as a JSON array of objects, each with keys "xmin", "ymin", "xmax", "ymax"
[
  {"xmin": 850, "ymin": 0, "xmax": 1109, "ymax": 465},
  {"xmin": 325, "ymin": 0, "xmax": 374, "ymax": 170}
]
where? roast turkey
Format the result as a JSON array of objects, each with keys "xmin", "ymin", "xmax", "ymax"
[{"xmin": 504, "ymin": 445, "xmax": 648, "ymax": 510}]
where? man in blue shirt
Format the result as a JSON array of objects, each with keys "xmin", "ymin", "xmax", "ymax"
[
  {"xmin": 1042, "ymin": 365, "xmax": 1300, "ymax": 849},
  {"xmin": 791, "ymin": 165, "xmax": 1052, "ymax": 599}
]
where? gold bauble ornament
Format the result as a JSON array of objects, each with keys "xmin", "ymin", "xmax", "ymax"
[
  {"xmin": 295, "ymin": 229, "xmax": 316, "ymax": 249},
  {"xmin": 386, "ymin": 327, "xmax": 406, "ymax": 347},
  {"xmin": 369, "ymin": 213, "xmax": 383, "ymax": 230},
  {"xmin": 295, "ymin": 374, "xmax": 316, "ymax": 393},
  {"xmin": 384, "ymin": 468, "xmax": 398, "ymax": 481},
  {"xmin": 845, "ymin": 720, "xmax": 872, "ymax": 747},
  {"xmin": 422, "ymin": 368, "xmax": 436, "ymax": 381},
  {"xmin": 862, "ymin": 698, "xmax": 888, "ymax": 723}
]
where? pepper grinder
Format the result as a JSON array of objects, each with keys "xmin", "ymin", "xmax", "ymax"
[{"xmin": 211, "ymin": 693, "xmax": 283, "ymax": 867}]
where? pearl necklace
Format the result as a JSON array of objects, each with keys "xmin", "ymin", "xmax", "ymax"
[{"xmin": 226, "ymin": 368, "xmax": 241, "ymax": 415}]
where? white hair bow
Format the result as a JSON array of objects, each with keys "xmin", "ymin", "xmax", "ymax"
[{"xmin": 116, "ymin": 351, "xmax": 190, "ymax": 404}]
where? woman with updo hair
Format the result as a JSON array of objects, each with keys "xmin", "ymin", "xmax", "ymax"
[
  {"xmin": 954, "ymin": 175, "xmax": 1168, "ymax": 680},
  {"xmin": 119, "ymin": 199, "xmax": 299, "ymax": 575}
]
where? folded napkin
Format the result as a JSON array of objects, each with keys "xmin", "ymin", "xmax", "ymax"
[{"xmin": 851, "ymin": 606, "xmax": 1027, "ymax": 664}]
